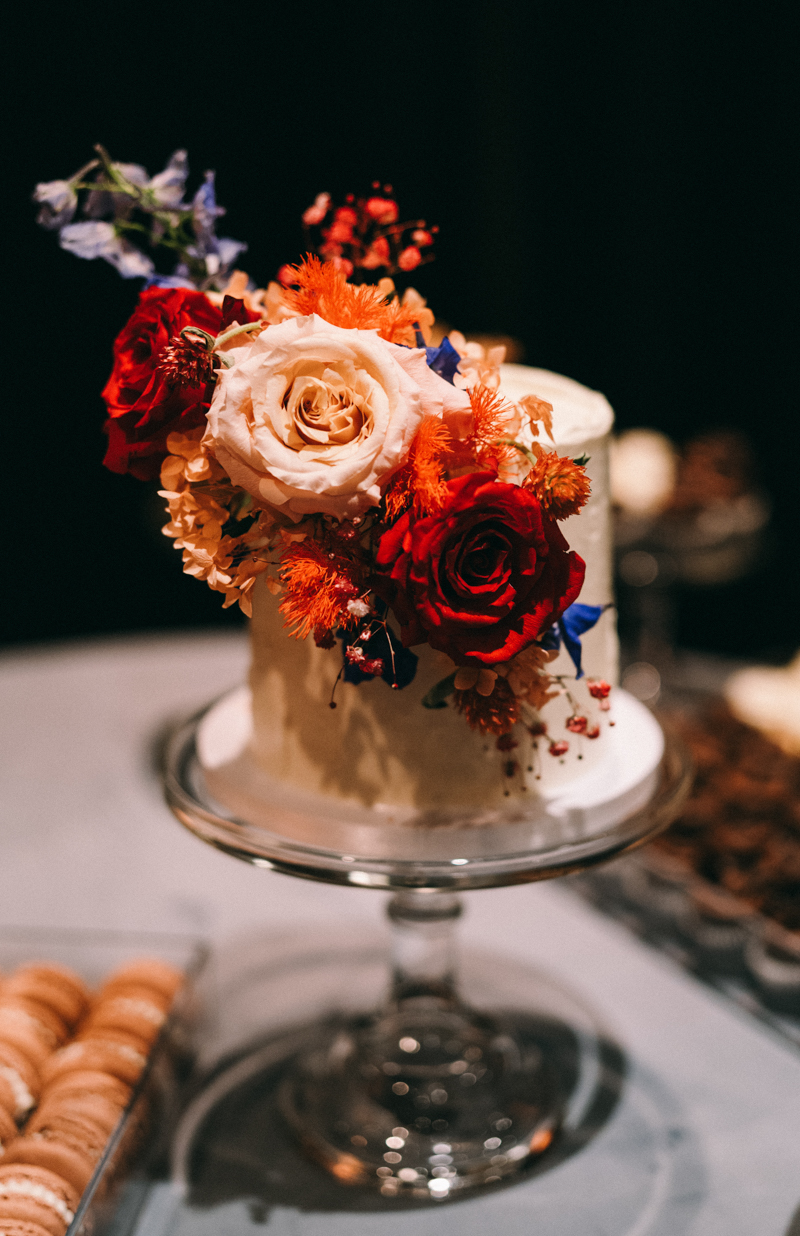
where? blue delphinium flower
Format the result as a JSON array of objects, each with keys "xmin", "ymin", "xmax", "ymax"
[
  {"xmin": 425, "ymin": 337, "xmax": 461, "ymax": 384},
  {"xmin": 187, "ymin": 171, "xmax": 247, "ymax": 282},
  {"xmin": 33, "ymin": 179, "xmax": 78, "ymax": 231},
  {"xmin": 35, "ymin": 146, "xmax": 244, "ymax": 290},
  {"xmin": 539, "ymin": 603, "xmax": 609, "ymax": 677},
  {"xmin": 148, "ymin": 150, "xmax": 189, "ymax": 209},
  {"xmin": 143, "ymin": 272, "xmax": 197, "ymax": 290},
  {"xmin": 58, "ymin": 221, "xmax": 154, "ymax": 279}
]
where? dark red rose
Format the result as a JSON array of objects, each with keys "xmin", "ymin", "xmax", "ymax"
[
  {"xmin": 375, "ymin": 471, "xmax": 586, "ymax": 665},
  {"xmin": 101, "ymin": 288, "xmax": 225, "ymax": 480}
]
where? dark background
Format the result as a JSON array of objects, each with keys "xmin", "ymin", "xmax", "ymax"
[{"xmin": 4, "ymin": 3, "xmax": 798, "ymax": 658}]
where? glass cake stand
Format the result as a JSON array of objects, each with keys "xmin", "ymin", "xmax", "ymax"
[{"xmin": 163, "ymin": 693, "xmax": 691, "ymax": 1201}]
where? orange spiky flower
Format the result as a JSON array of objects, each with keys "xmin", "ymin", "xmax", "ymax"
[
  {"xmin": 384, "ymin": 416, "xmax": 452, "ymax": 521},
  {"xmin": 524, "ymin": 451, "xmax": 591, "ymax": 519},
  {"xmin": 453, "ymin": 675, "xmax": 521, "ymax": 736},
  {"xmin": 466, "ymin": 385, "xmax": 516, "ymax": 472},
  {"xmin": 282, "ymin": 256, "xmax": 424, "ymax": 345},
  {"xmin": 278, "ymin": 539, "xmax": 362, "ymax": 640}
]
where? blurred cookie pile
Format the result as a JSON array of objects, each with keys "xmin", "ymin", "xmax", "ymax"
[
  {"xmin": 0, "ymin": 958, "xmax": 182, "ymax": 1236},
  {"xmin": 653, "ymin": 701, "xmax": 800, "ymax": 931}
]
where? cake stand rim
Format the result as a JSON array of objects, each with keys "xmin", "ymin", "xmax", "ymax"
[{"xmin": 162, "ymin": 701, "xmax": 693, "ymax": 891}]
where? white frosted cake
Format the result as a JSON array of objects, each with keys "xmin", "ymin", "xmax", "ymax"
[
  {"xmin": 197, "ymin": 361, "xmax": 663, "ymax": 845},
  {"xmin": 246, "ymin": 365, "xmax": 622, "ymax": 812}
]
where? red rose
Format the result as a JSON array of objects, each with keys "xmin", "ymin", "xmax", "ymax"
[
  {"xmin": 375, "ymin": 471, "xmax": 585, "ymax": 665},
  {"xmin": 101, "ymin": 288, "xmax": 223, "ymax": 480}
]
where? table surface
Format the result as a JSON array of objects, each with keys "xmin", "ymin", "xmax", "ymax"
[{"xmin": 1, "ymin": 631, "xmax": 799, "ymax": 1236}]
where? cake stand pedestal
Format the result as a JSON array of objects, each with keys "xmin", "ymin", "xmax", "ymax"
[{"xmin": 163, "ymin": 694, "xmax": 691, "ymax": 1200}]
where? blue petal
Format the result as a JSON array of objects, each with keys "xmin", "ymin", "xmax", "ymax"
[
  {"xmin": 149, "ymin": 150, "xmax": 189, "ymax": 208},
  {"xmin": 33, "ymin": 180, "xmax": 77, "ymax": 230},
  {"xmin": 192, "ymin": 171, "xmax": 225, "ymax": 257},
  {"xmin": 217, "ymin": 236, "xmax": 248, "ymax": 269},
  {"xmin": 143, "ymin": 273, "xmax": 197, "ymax": 289},
  {"xmin": 539, "ymin": 625, "xmax": 561, "ymax": 653},
  {"xmin": 58, "ymin": 220, "xmax": 117, "ymax": 260},
  {"xmin": 558, "ymin": 603, "xmax": 606, "ymax": 678},
  {"xmin": 424, "ymin": 338, "xmax": 461, "ymax": 385}
]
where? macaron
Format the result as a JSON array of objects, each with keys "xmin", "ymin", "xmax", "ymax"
[
  {"xmin": 3, "ymin": 1111, "xmax": 109, "ymax": 1194},
  {"xmin": 30, "ymin": 1093, "xmax": 122, "ymax": 1141},
  {"xmin": 99, "ymin": 959, "xmax": 182, "ymax": 1005},
  {"xmin": 76, "ymin": 1024, "xmax": 151, "ymax": 1059},
  {"xmin": 83, "ymin": 995, "xmax": 166, "ymax": 1048},
  {"xmin": 0, "ymin": 1045, "xmax": 40, "ymax": 1120},
  {"xmin": 40, "ymin": 1039, "xmax": 146, "ymax": 1089},
  {"xmin": 0, "ymin": 1219, "xmax": 55, "ymax": 1236},
  {"xmin": 0, "ymin": 1014, "xmax": 54, "ymax": 1073},
  {"xmin": 0, "ymin": 1000, "xmax": 67, "ymax": 1051},
  {"xmin": 91, "ymin": 982, "xmax": 170, "ymax": 1015},
  {"xmin": 3, "ymin": 970, "xmax": 89, "ymax": 1032},
  {"xmin": 0, "ymin": 1164, "xmax": 79, "ymax": 1236},
  {"xmin": 38, "ymin": 1072, "xmax": 131, "ymax": 1113},
  {"xmin": 0, "ymin": 1103, "xmax": 17, "ymax": 1154}
]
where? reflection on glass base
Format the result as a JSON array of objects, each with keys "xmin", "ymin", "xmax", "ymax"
[
  {"xmin": 172, "ymin": 937, "xmax": 628, "ymax": 1212},
  {"xmin": 281, "ymin": 999, "xmax": 567, "ymax": 1198}
]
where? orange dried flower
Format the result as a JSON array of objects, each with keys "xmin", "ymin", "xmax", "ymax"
[
  {"xmin": 525, "ymin": 451, "xmax": 591, "ymax": 519},
  {"xmin": 466, "ymin": 385, "xmax": 516, "ymax": 472},
  {"xmin": 282, "ymin": 256, "xmax": 426, "ymax": 345},
  {"xmin": 384, "ymin": 416, "xmax": 452, "ymax": 521},
  {"xmin": 453, "ymin": 674, "xmax": 521, "ymax": 736},
  {"xmin": 517, "ymin": 393, "xmax": 554, "ymax": 441},
  {"xmin": 278, "ymin": 539, "xmax": 361, "ymax": 639}
]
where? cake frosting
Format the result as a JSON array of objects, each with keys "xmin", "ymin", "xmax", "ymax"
[{"xmin": 244, "ymin": 365, "xmax": 624, "ymax": 815}]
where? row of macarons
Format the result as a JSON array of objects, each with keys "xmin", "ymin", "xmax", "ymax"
[{"xmin": 0, "ymin": 957, "xmax": 183, "ymax": 1236}]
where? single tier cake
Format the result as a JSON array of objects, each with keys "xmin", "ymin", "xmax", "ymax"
[{"xmin": 247, "ymin": 365, "xmax": 621, "ymax": 812}]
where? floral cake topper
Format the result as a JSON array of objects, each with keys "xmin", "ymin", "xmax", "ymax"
[{"xmin": 35, "ymin": 146, "xmax": 612, "ymax": 751}]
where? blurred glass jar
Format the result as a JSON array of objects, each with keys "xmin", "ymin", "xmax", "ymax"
[{"xmin": 612, "ymin": 429, "xmax": 770, "ymax": 588}]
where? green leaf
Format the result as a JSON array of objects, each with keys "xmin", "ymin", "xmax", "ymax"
[
  {"xmin": 421, "ymin": 672, "xmax": 457, "ymax": 709},
  {"xmin": 573, "ymin": 453, "xmax": 590, "ymax": 466}
]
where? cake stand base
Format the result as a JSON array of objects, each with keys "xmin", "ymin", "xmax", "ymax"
[
  {"xmin": 278, "ymin": 891, "xmax": 567, "ymax": 1196},
  {"xmin": 280, "ymin": 1004, "xmax": 564, "ymax": 1196},
  {"xmin": 172, "ymin": 930, "xmax": 624, "ymax": 1206}
]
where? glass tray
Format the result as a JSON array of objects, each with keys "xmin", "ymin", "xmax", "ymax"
[{"xmin": 0, "ymin": 926, "xmax": 207, "ymax": 1236}]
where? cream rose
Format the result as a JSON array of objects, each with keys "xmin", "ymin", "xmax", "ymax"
[{"xmin": 204, "ymin": 314, "xmax": 471, "ymax": 520}]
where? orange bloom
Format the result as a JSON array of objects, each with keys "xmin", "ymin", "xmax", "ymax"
[
  {"xmin": 278, "ymin": 540, "xmax": 362, "ymax": 640},
  {"xmin": 384, "ymin": 416, "xmax": 452, "ymax": 521},
  {"xmin": 524, "ymin": 451, "xmax": 591, "ymax": 520},
  {"xmin": 466, "ymin": 385, "xmax": 516, "ymax": 472},
  {"xmin": 282, "ymin": 256, "xmax": 431, "ymax": 345}
]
